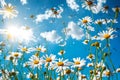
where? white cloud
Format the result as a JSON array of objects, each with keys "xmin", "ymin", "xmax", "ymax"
[
  {"xmin": 20, "ymin": 0, "xmax": 27, "ymax": 5},
  {"xmin": 66, "ymin": 0, "xmax": 79, "ymax": 11},
  {"xmin": 36, "ymin": 6, "xmax": 63, "ymax": 23},
  {"xmin": 40, "ymin": 30, "xmax": 62, "ymax": 44},
  {"xmin": 63, "ymin": 21, "xmax": 84, "ymax": 40}
]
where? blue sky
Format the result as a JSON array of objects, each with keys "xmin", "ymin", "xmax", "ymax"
[{"xmin": 0, "ymin": 0, "xmax": 120, "ymax": 64}]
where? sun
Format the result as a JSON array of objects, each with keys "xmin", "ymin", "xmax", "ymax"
[{"xmin": 4, "ymin": 26, "xmax": 35, "ymax": 43}]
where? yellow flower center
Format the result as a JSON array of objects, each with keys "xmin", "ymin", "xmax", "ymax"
[
  {"xmin": 57, "ymin": 62, "xmax": 64, "ymax": 66},
  {"xmin": 103, "ymin": 34, "xmax": 111, "ymax": 39},
  {"xmin": 33, "ymin": 60, "xmax": 39, "ymax": 64},
  {"xmin": 115, "ymin": 7, "xmax": 119, "ymax": 12},
  {"xmin": 82, "ymin": 19, "xmax": 88, "ymax": 24},
  {"xmin": 36, "ymin": 48, "xmax": 41, "ymax": 51},
  {"xmin": 65, "ymin": 69, "xmax": 71, "ymax": 74},
  {"xmin": 53, "ymin": 11, "xmax": 59, "ymax": 15},
  {"xmin": 60, "ymin": 50, "xmax": 64, "ymax": 54},
  {"xmin": 46, "ymin": 58, "xmax": 52, "ymax": 62},
  {"xmin": 104, "ymin": 6, "xmax": 109, "ymax": 10},
  {"xmin": 84, "ymin": 40, "xmax": 89, "ymax": 44},
  {"xmin": 89, "ymin": 54, "xmax": 93, "ymax": 59},
  {"xmin": 5, "ymin": 5, "xmax": 13, "ymax": 12},
  {"xmin": 81, "ymin": 75, "xmax": 86, "ymax": 79},
  {"xmin": 75, "ymin": 61, "xmax": 80, "ymax": 65},
  {"xmin": 87, "ymin": 1, "xmax": 93, "ymax": 6},
  {"xmin": 14, "ymin": 53, "xmax": 19, "ymax": 57},
  {"xmin": 105, "ymin": 71, "xmax": 111, "ymax": 76},
  {"xmin": 22, "ymin": 48, "xmax": 28, "ymax": 52},
  {"xmin": 97, "ymin": 21, "xmax": 102, "ymax": 25}
]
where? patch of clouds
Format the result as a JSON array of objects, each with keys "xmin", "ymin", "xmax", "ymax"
[
  {"xmin": 20, "ymin": 0, "xmax": 27, "ymax": 5},
  {"xmin": 40, "ymin": 30, "xmax": 63, "ymax": 44},
  {"xmin": 66, "ymin": 0, "xmax": 79, "ymax": 11},
  {"xmin": 36, "ymin": 6, "xmax": 63, "ymax": 23},
  {"xmin": 63, "ymin": 21, "xmax": 84, "ymax": 40}
]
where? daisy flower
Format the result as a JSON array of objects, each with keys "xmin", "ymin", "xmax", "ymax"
[
  {"xmin": 109, "ymin": 19, "xmax": 118, "ymax": 24},
  {"xmin": 58, "ymin": 50, "xmax": 65, "ymax": 56},
  {"xmin": 72, "ymin": 57, "xmax": 86, "ymax": 68},
  {"xmin": 82, "ymin": 39, "xmax": 89, "ymax": 45},
  {"xmin": 78, "ymin": 16, "xmax": 92, "ymax": 27},
  {"xmin": 10, "ymin": 52, "xmax": 22, "ymax": 59},
  {"xmin": 0, "ymin": 3, "xmax": 18, "ymax": 19},
  {"xmin": 53, "ymin": 58, "xmax": 72, "ymax": 72},
  {"xmin": 112, "ymin": 7, "xmax": 120, "ymax": 12},
  {"xmin": 18, "ymin": 46, "xmax": 32, "ymax": 53},
  {"xmin": 42, "ymin": 54, "xmax": 56, "ymax": 68},
  {"xmin": 82, "ymin": 0, "xmax": 95, "ymax": 10},
  {"xmin": 91, "ymin": 35, "xmax": 99, "ymax": 40},
  {"xmin": 103, "ymin": 69, "xmax": 111, "ymax": 77},
  {"xmin": 26, "ymin": 72, "xmax": 38, "ymax": 79},
  {"xmin": 96, "ymin": 61, "xmax": 106, "ymax": 68},
  {"xmin": 5, "ymin": 52, "xmax": 22, "ymax": 65},
  {"xmin": 86, "ymin": 54, "xmax": 95, "ymax": 61},
  {"xmin": 64, "ymin": 69, "xmax": 73, "ymax": 75},
  {"xmin": 97, "ymin": 28, "xmax": 116, "ymax": 40},
  {"xmin": 94, "ymin": 19, "xmax": 106, "ymax": 25},
  {"xmin": 31, "ymin": 45, "xmax": 46, "ymax": 52},
  {"xmin": 116, "ymin": 68, "xmax": 120, "ymax": 73},
  {"xmin": 26, "ymin": 55, "xmax": 44, "ymax": 69},
  {"xmin": 101, "ymin": 5, "xmax": 109, "ymax": 13},
  {"xmin": 50, "ymin": 7, "xmax": 63, "ymax": 18},
  {"xmin": 87, "ymin": 63, "xmax": 94, "ymax": 67},
  {"xmin": 78, "ymin": 73, "xmax": 87, "ymax": 80}
]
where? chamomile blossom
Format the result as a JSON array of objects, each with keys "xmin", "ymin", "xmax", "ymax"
[
  {"xmin": 58, "ymin": 50, "xmax": 65, "ymax": 56},
  {"xmin": 82, "ymin": 39, "xmax": 89, "ymax": 45},
  {"xmin": 72, "ymin": 57, "xmax": 86, "ymax": 68},
  {"xmin": 18, "ymin": 46, "xmax": 32, "ymax": 53},
  {"xmin": 42, "ymin": 54, "xmax": 56, "ymax": 68},
  {"xmin": 96, "ymin": 61, "xmax": 105, "ymax": 68},
  {"xmin": 86, "ymin": 54, "xmax": 95, "ymax": 61},
  {"xmin": 82, "ymin": 0, "xmax": 95, "ymax": 10},
  {"xmin": 87, "ymin": 62, "xmax": 94, "ymax": 67},
  {"xmin": 10, "ymin": 52, "xmax": 22, "ymax": 59},
  {"xmin": 31, "ymin": 45, "xmax": 46, "ymax": 52},
  {"xmin": 50, "ymin": 7, "xmax": 63, "ymax": 18},
  {"xmin": 94, "ymin": 19, "xmax": 106, "ymax": 25},
  {"xmin": 53, "ymin": 58, "xmax": 72, "ymax": 72},
  {"xmin": 78, "ymin": 16, "xmax": 92, "ymax": 27},
  {"xmin": 26, "ymin": 72, "xmax": 38, "ymax": 79},
  {"xmin": 78, "ymin": 72, "xmax": 87, "ymax": 80},
  {"xmin": 0, "ymin": 3, "xmax": 18, "ymax": 19},
  {"xmin": 6, "ymin": 52, "xmax": 22, "ymax": 65},
  {"xmin": 103, "ymin": 69, "xmax": 111, "ymax": 77},
  {"xmin": 116, "ymin": 68, "xmax": 120, "ymax": 73},
  {"xmin": 26, "ymin": 55, "xmax": 44, "ymax": 69},
  {"xmin": 101, "ymin": 5, "xmax": 109, "ymax": 13},
  {"xmin": 110, "ymin": 19, "xmax": 118, "ymax": 24},
  {"xmin": 112, "ymin": 7, "xmax": 120, "ymax": 12},
  {"xmin": 97, "ymin": 28, "xmax": 116, "ymax": 40}
]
